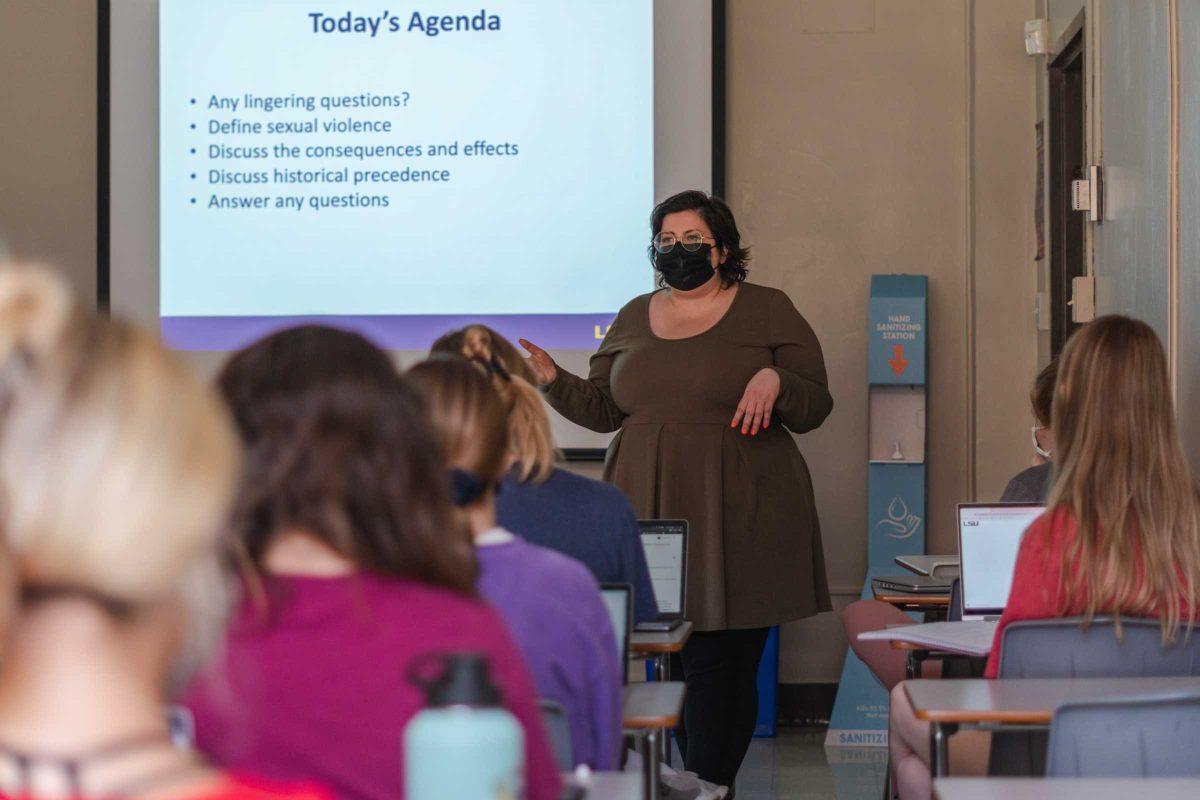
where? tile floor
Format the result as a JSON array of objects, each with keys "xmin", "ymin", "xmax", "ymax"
[{"xmin": 731, "ymin": 728, "xmax": 887, "ymax": 800}]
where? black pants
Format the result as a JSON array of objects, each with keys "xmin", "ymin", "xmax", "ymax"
[{"xmin": 669, "ymin": 627, "xmax": 770, "ymax": 788}]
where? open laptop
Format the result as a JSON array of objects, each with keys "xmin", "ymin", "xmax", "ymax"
[
  {"xmin": 599, "ymin": 583, "xmax": 632, "ymax": 684},
  {"xmin": 635, "ymin": 519, "xmax": 688, "ymax": 632},
  {"xmin": 957, "ymin": 503, "xmax": 1044, "ymax": 620}
]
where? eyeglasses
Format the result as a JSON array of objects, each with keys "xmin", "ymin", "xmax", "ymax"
[{"xmin": 652, "ymin": 230, "xmax": 716, "ymax": 254}]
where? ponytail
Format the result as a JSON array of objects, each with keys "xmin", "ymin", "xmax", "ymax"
[{"xmin": 431, "ymin": 325, "xmax": 557, "ymax": 483}]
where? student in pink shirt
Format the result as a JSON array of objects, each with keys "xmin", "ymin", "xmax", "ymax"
[
  {"xmin": 889, "ymin": 316, "xmax": 1200, "ymax": 800},
  {"xmin": 184, "ymin": 325, "xmax": 560, "ymax": 800}
]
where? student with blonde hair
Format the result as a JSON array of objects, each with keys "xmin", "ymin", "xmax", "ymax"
[
  {"xmin": 0, "ymin": 266, "xmax": 325, "ymax": 800},
  {"xmin": 408, "ymin": 355, "xmax": 623, "ymax": 771},
  {"xmin": 430, "ymin": 325, "xmax": 657, "ymax": 622},
  {"xmin": 888, "ymin": 315, "xmax": 1200, "ymax": 799},
  {"xmin": 184, "ymin": 326, "xmax": 560, "ymax": 800}
]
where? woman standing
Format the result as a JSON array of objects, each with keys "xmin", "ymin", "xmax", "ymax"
[{"xmin": 521, "ymin": 190, "xmax": 833, "ymax": 791}]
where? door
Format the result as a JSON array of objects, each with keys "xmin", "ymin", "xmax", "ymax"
[{"xmin": 1047, "ymin": 28, "xmax": 1086, "ymax": 356}]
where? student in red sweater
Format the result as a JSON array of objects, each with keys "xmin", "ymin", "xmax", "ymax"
[
  {"xmin": 889, "ymin": 315, "xmax": 1200, "ymax": 800},
  {"xmin": 184, "ymin": 326, "xmax": 561, "ymax": 800}
]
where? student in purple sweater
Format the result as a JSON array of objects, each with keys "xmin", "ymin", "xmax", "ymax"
[
  {"xmin": 409, "ymin": 356, "xmax": 624, "ymax": 771},
  {"xmin": 430, "ymin": 326, "xmax": 658, "ymax": 624},
  {"xmin": 183, "ymin": 326, "xmax": 561, "ymax": 800}
]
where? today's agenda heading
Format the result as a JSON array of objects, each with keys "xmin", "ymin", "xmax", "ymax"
[{"xmin": 308, "ymin": 9, "xmax": 502, "ymax": 37}]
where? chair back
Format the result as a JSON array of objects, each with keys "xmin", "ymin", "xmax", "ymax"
[
  {"xmin": 538, "ymin": 698, "xmax": 574, "ymax": 771},
  {"xmin": 990, "ymin": 616, "xmax": 1200, "ymax": 776},
  {"xmin": 998, "ymin": 617, "xmax": 1200, "ymax": 678},
  {"xmin": 1046, "ymin": 692, "xmax": 1200, "ymax": 778}
]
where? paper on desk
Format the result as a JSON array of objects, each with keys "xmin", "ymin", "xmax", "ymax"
[{"xmin": 858, "ymin": 621, "xmax": 997, "ymax": 657}]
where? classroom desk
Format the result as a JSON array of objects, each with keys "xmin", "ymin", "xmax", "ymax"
[
  {"xmin": 630, "ymin": 621, "xmax": 692, "ymax": 767},
  {"xmin": 890, "ymin": 640, "xmax": 991, "ymax": 680},
  {"xmin": 630, "ymin": 621, "xmax": 693, "ymax": 668},
  {"xmin": 906, "ymin": 676, "xmax": 1200, "ymax": 777},
  {"xmin": 878, "ymin": 621, "xmax": 995, "ymax": 679},
  {"xmin": 895, "ymin": 554, "xmax": 960, "ymax": 577},
  {"xmin": 562, "ymin": 770, "xmax": 642, "ymax": 799},
  {"xmin": 934, "ymin": 778, "xmax": 1200, "ymax": 800},
  {"xmin": 871, "ymin": 580, "xmax": 950, "ymax": 614},
  {"xmin": 891, "ymin": 639, "xmax": 954, "ymax": 680},
  {"xmin": 622, "ymin": 681, "xmax": 686, "ymax": 800}
]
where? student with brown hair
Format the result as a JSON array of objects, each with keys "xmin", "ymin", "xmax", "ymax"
[
  {"xmin": 0, "ymin": 266, "xmax": 325, "ymax": 800},
  {"xmin": 888, "ymin": 315, "xmax": 1200, "ymax": 800},
  {"xmin": 430, "ymin": 325, "xmax": 658, "ymax": 623},
  {"xmin": 408, "ymin": 355, "xmax": 624, "ymax": 771},
  {"xmin": 183, "ymin": 325, "xmax": 560, "ymax": 800},
  {"xmin": 999, "ymin": 357, "xmax": 1058, "ymax": 503}
]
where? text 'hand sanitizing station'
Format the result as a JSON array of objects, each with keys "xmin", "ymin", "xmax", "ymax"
[{"xmin": 826, "ymin": 275, "xmax": 928, "ymax": 748}]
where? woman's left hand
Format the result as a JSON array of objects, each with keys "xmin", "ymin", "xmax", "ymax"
[{"xmin": 731, "ymin": 368, "xmax": 781, "ymax": 436}]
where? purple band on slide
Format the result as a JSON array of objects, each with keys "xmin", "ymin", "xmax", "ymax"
[{"xmin": 160, "ymin": 313, "xmax": 615, "ymax": 352}]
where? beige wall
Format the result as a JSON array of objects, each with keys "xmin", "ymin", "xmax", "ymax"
[
  {"xmin": 0, "ymin": 1, "xmax": 97, "ymax": 304},
  {"xmin": 0, "ymin": 1, "xmax": 1040, "ymax": 685},
  {"xmin": 727, "ymin": 0, "xmax": 1037, "ymax": 682},
  {"xmin": 972, "ymin": 1, "xmax": 1042, "ymax": 502}
]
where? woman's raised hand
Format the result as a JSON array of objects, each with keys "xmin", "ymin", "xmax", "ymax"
[
  {"xmin": 732, "ymin": 367, "xmax": 781, "ymax": 436},
  {"xmin": 518, "ymin": 339, "xmax": 558, "ymax": 385}
]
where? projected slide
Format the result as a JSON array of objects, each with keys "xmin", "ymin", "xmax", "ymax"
[{"xmin": 159, "ymin": 1, "xmax": 654, "ymax": 350}]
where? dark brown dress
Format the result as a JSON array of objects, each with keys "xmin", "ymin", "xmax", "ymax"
[{"xmin": 544, "ymin": 282, "xmax": 834, "ymax": 631}]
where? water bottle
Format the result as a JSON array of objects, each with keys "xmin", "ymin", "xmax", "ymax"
[{"xmin": 404, "ymin": 653, "xmax": 525, "ymax": 799}]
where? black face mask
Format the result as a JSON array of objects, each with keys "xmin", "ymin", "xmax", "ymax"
[
  {"xmin": 449, "ymin": 468, "xmax": 490, "ymax": 507},
  {"xmin": 655, "ymin": 243, "xmax": 716, "ymax": 291}
]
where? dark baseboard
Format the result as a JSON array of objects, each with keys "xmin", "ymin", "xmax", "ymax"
[{"xmin": 776, "ymin": 682, "xmax": 838, "ymax": 727}]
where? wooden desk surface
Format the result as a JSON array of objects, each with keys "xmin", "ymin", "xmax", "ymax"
[
  {"xmin": 872, "ymin": 584, "xmax": 950, "ymax": 607},
  {"xmin": 907, "ymin": 676, "xmax": 1200, "ymax": 724},
  {"xmin": 935, "ymin": 778, "xmax": 1200, "ymax": 800},
  {"xmin": 891, "ymin": 639, "xmax": 928, "ymax": 651},
  {"xmin": 622, "ymin": 681, "xmax": 686, "ymax": 729},
  {"xmin": 630, "ymin": 620, "xmax": 693, "ymax": 655},
  {"xmin": 564, "ymin": 771, "xmax": 641, "ymax": 799}
]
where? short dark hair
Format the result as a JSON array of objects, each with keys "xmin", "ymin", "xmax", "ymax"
[
  {"xmin": 218, "ymin": 325, "xmax": 476, "ymax": 594},
  {"xmin": 1031, "ymin": 357, "xmax": 1059, "ymax": 428},
  {"xmin": 649, "ymin": 190, "xmax": 750, "ymax": 287}
]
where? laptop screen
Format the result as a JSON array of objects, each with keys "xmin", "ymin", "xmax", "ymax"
[
  {"xmin": 639, "ymin": 520, "xmax": 687, "ymax": 616},
  {"xmin": 599, "ymin": 583, "xmax": 631, "ymax": 683},
  {"xmin": 958, "ymin": 504, "xmax": 1044, "ymax": 616}
]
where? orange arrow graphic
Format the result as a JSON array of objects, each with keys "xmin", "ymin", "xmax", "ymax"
[{"xmin": 888, "ymin": 344, "xmax": 909, "ymax": 376}]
